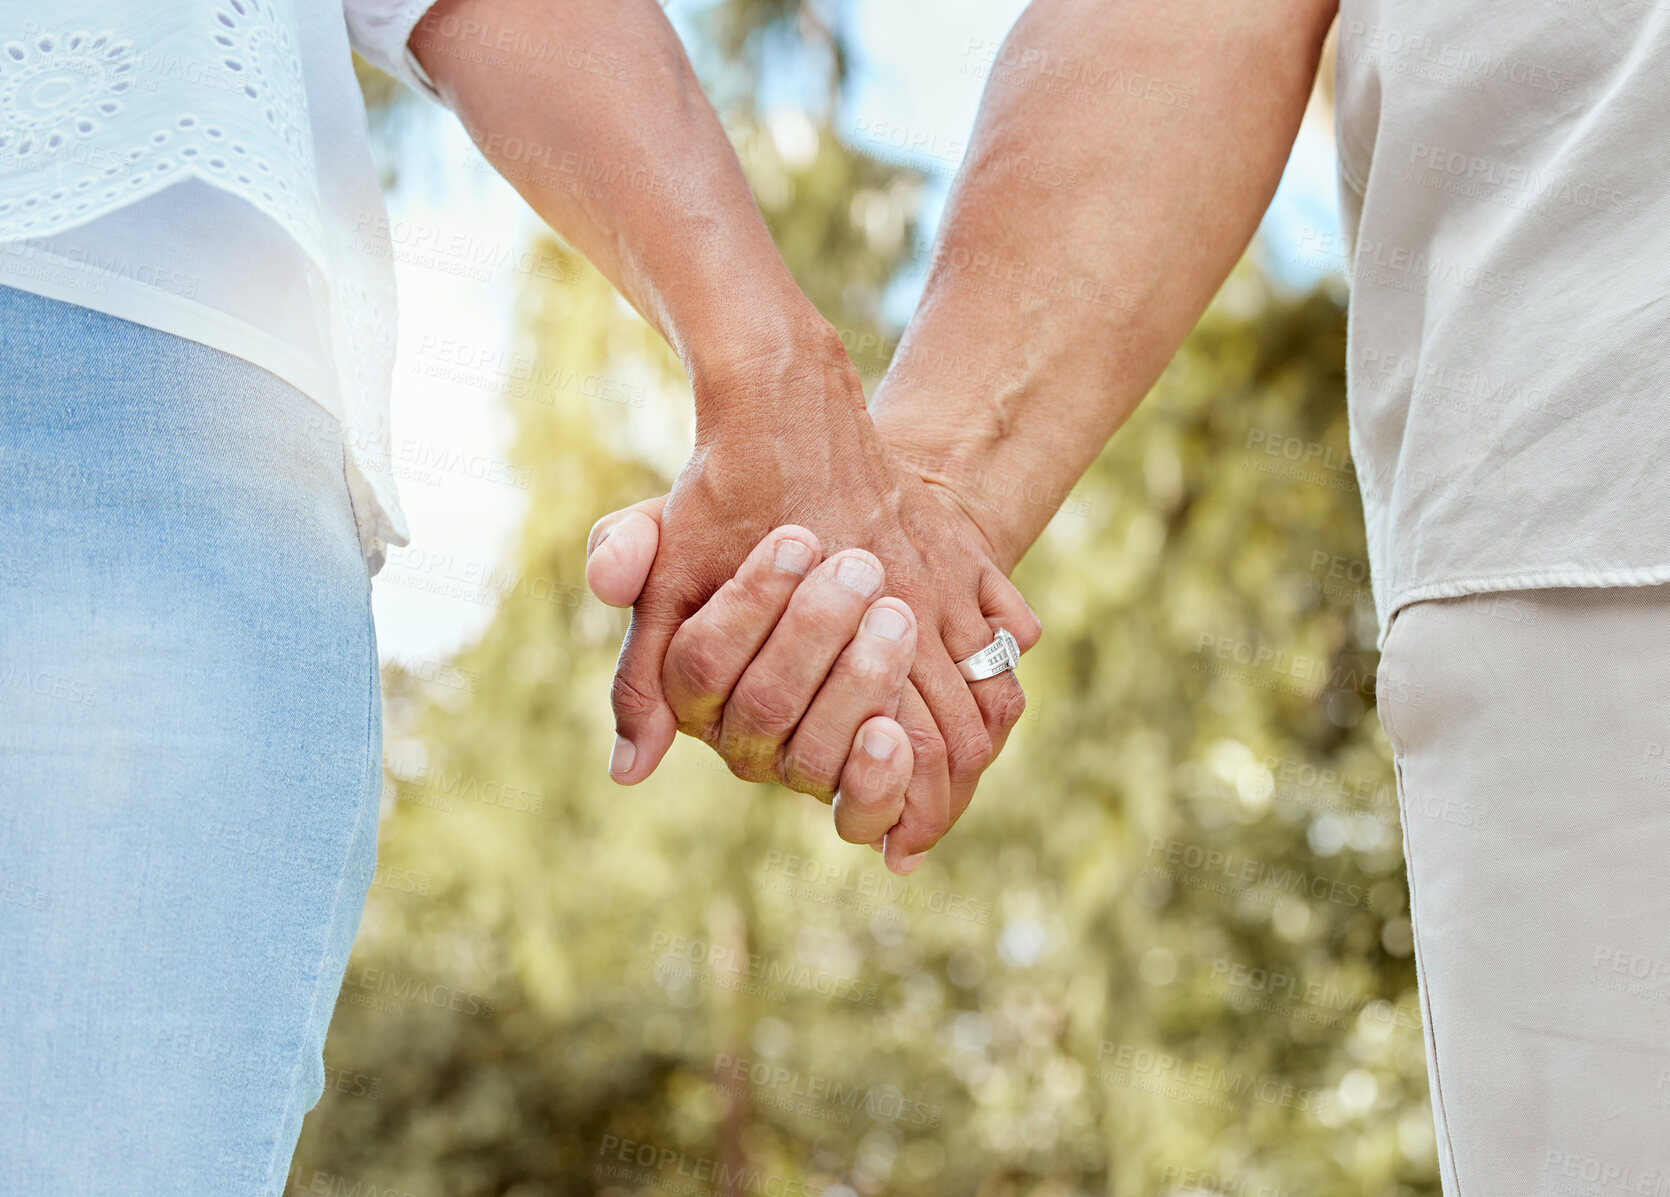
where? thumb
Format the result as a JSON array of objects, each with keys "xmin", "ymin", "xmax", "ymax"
[
  {"xmin": 609, "ymin": 608, "xmax": 680, "ymax": 784},
  {"xmin": 608, "ymin": 553, "xmax": 682, "ymax": 785},
  {"xmin": 586, "ymin": 495, "xmax": 666, "ymax": 608}
]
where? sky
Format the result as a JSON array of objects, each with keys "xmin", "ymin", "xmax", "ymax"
[{"xmin": 370, "ymin": 0, "xmax": 1343, "ymax": 667}]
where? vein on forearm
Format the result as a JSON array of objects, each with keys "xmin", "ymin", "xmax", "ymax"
[{"xmin": 874, "ymin": 0, "xmax": 1338, "ymax": 569}]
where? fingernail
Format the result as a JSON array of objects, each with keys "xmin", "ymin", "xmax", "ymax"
[
  {"xmin": 861, "ymin": 606, "xmax": 908, "ymax": 643},
  {"xmin": 588, "ymin": 524, "xmax": 613, "ymax": 559},
  {"xmin": 609, "ymin": 734, "xmax": 636, "ymax": 775},
  {"xmin": 897, "ymin": 852, "xmax": 927, "ymax": 874},
  {"xmin": 861, "ymin": 728, "xmax": 897, "ymax": 761},
  {"xmin": 774, "ymin": 538, "xmax": 814, "ymax": 575},
  {"xmin": 836, "ymin": 556, "xmax": 881, "ymax": 597}
]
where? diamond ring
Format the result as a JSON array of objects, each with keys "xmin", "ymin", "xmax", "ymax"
[{"xmin": 956, "ymin": 628, "xmax": 1020, "ymax": 682}]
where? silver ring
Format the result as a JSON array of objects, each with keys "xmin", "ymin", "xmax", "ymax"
[{"xmin": 956, "ymin": 628, "xmax": 1020, "ymax": 682}]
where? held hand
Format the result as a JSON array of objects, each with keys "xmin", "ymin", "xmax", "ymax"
[
  {"xmin": 594, "ymin": 511, "xmax": 920, "ymax": 844},
  {"xmin": 588, "ymin": 360, "xmax": 1040, "ymax": 873}
]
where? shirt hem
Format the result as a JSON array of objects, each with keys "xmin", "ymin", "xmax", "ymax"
[
  {"xmin": 1378, "ymin": 565, "xmax": 1670, "ymax": 650},
  {"xmin": 0, "ymin": 255, "xmax": 412, "ymax": 571},
  {"xmin": 0, "ymin": 250, "xmax": 343, "ymax": 427}
]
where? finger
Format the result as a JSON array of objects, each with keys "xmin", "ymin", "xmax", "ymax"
[
  {"xmin": 981, "ymin": 673, "xmax": 1027, "ymax": 764},
  {"xmin": 782, "ymin": 598, "xmax": 917, "ymax": 799},
  {"xmin": 609, "ymin": 601, "xmax": 681, "ymax": 785},
  {"xmin": 888, "ymin": 636, "xmax": 992, "ymax": 863},
  {"xmin": 965, "ymin": 568, "xmax": 1042, "ymax": 803},
  {"xmin": 719, "ymin": 549, "xmax": 888, "ymax": 782},
  {"xmin": 832, "ymin": 716, "xmax": 913, "ymax": 844},
  {"xmin": 662, "ymin": 526, "xmax": 822, "ymax": 735},
  {"xmin": 881, "ymin": 684, "xmax": 950, "ymax": 876},
  {"xmin": 606, "ymin": 509, "xmax": 698, "ymax": 787},
  {"xmin": 937, "ymin": 568, "xmax": 1038, "ymax": 822},
  {"xmin": 981, "ymin": 567, "xmax": 1042, "ymax": 653},
  {"xmin": 585, "ymin": 495, "xmax": 667, "ymax": 608}
]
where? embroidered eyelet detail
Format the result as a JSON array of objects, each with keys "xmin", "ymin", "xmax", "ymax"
[
  {"xmin": 0, "ymin": 1, "xmax": 409, "ymax": 551},
  {"xmin": 0, "ymin": 30, "xmax": 132, "ymax": 154},
  {"xmin": 0, "ymin": 4, "xmax": 321, "ymax": 250}
]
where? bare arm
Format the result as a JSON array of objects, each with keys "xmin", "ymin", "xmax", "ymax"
[
  {"xmin": 410, "ymin": 0, "xmax": 822, "ymax": 398},
  {"xmin": 565, "ymin": 0, "xmax": 1336, "ymax": 868},
  {"xmin": 413, "ymin": 0, "xmax": 1039, "ymax": 874},
  {"xmin": 873, "ymin": 0, "xmax": 1339, "ymax": 569}
]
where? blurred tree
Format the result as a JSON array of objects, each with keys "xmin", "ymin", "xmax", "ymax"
[{"xmin": 297, "ymin": 8, "xmax": 1432, "ymax": 1197}]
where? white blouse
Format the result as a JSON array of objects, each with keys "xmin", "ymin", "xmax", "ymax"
[{"xmin": 0, "ymin": 0, "xmax": 440, "ymax": 570}]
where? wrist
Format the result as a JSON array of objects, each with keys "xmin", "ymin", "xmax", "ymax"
[
  {"xmin": 869, "ymin": 380, "xmax": 1050, "ymax": 575},
  {"xmin": 685, "ymin": 297, "xmax": 867, "ymax": 436}
]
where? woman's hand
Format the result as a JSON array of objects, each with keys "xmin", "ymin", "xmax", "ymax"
[{"xmin": 593, "ymin": 509, "xmax": 920, "ymax": 847}]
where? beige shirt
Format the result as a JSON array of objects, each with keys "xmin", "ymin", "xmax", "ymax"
[{"xmin": 1334, "ymin": 1, "xmax": 1670, "ymax": 646}]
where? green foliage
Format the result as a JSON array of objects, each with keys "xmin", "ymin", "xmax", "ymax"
[{"xmin": 296, "ymin": 10, "xmax": 1434, "ymax": 1197}]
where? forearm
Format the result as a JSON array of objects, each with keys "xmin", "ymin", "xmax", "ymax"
[
  {"xmin": 411, "ymin": 0, "xmax": 847, "ymax": 424},
  {"xmin": 872, "ymin": 0, "xmax": 1336, "ymax": 570}
]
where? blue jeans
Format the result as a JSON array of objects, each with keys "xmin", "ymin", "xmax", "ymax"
[{"xmin": 0, "ymin": 286, "xmax": 382, "ymax": 1193}]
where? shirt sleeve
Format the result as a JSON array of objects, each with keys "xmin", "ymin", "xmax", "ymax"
[{"xmin": 342, "ymin": 0, "xmax": 445, "ymax": 103}]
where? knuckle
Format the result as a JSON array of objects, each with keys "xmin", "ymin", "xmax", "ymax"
[
  {"xmin": 845, "ymin": 640, "xmax": 908, "ymax": 688},
  {"xmin": 987, "ymin": 676, "xmax": 1027, "ymax": 729},
  {"xmin": 664, "ymin": 636, "xmax": 731, "ymax": 702},
  {"xmin": 724, "ymin": 753, "xmax": 777, "ymax": 787},
  {"xmin": 729, "ymin": 676, "xmax": 805, "ymax": 740},
  {"xmin": 906, "ymin": 724, "xmax": 948, "ymax": 774},
  {"xmin": 944, "ymin": 723, "xmax": 995, "ymax": 780},
  {"xmin": 796, "ymin": 594, "xmax": 860, "ymax": 640},
  {"xmin": 783, "ymin": 741, "xmax": 841, "ymax": 800},
  {"xmin": 910, "ymin": 816, "xmax": 951, "ymax": 850},
  {"xmin": 724, "ymin": 570, "xmax": 779, "ymax": 613},
  {"xmin": 609, "ymin": 670, "xmax": 660, "ymax": 721}
]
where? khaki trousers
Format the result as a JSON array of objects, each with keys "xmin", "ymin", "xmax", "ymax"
[{"xmin": 1377, "ymin": 587, "xmax": 1670, "ymax": 1197}]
